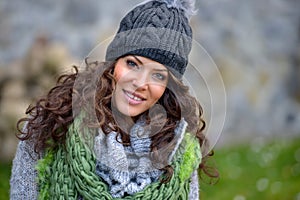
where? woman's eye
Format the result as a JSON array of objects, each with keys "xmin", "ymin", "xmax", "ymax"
[
  {"xmin": 153, "ymin": 73, "xmax": 166, "ymax": 81},
  {"xmin": 126, "ymin": 60, "xmax": 138, "ymax": 68}
]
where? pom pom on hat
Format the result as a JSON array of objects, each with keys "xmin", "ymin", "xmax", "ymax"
[{"xmin": 140, "ymin": 0, "xmax": 197, "ymax": 19}]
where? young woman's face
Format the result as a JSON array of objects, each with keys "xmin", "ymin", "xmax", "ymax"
[{"xmin": 113, "ymin": 55, "xmax": 168, "ymax": 117}]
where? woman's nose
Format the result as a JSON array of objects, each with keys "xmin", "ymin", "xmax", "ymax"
[{"xmin": 132, "ymin": 72, "xmax": 149, "ymax": 90}]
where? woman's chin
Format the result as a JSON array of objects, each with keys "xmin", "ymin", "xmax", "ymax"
[{"xmin": 117, "ymin": 107, "xmax": 142, "ymax": 117}]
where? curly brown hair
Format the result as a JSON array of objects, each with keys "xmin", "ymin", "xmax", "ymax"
[{"xmin": 17, "ymin": 58, "xmax": 218, "ymax": 182}]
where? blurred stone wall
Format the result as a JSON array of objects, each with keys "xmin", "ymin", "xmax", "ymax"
[
  {"xmin": 0, "ymin": 36, "xmax": 73, "ymax": 161},
  {"xmin": 194, "ymin": 0, "xmax": 300, "ymax": 144},
  {"xmin": 0, "ymin": 0, "xmax": 300, "ymax": 160}
]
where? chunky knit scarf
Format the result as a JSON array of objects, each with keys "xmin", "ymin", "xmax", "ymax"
[{"xmin": 36, "ymin": 114, "xmax": 202, "ymax": 200}]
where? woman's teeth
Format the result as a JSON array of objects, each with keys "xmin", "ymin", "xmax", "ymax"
[{"xmin": 126, "ymin": 91, "xmax": 142, "ymax": 101}]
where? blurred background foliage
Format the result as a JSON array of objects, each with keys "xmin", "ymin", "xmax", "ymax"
[
  {"xmin": 200, "ymin": 137, "xmax": 300, "ymax": 200},
  {"xmin": 0, "ymin": 0, "xmax": 300, "ymax": 199}
]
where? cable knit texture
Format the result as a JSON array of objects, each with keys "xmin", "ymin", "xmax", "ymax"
[{"xmin": 105, "ymin": 0, "xmax": 194, "ymax": 77}]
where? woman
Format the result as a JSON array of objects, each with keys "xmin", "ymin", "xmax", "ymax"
[{"xmin": 10, "ymin": 0, "xmax": 218, "ymax": 199}]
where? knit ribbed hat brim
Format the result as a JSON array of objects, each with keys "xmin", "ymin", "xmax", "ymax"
[{"xmin": 106, "ymin": 27, "xmax": 192, "ymax": 77}]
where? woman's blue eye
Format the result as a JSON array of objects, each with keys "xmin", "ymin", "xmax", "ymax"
[
  {"xmin": 126, "ymin": 60, "xmax": 138, "ymax": 68},
  {"xmin": 153, "ymin": 73, "xmax": 166, "ymax": 81}
]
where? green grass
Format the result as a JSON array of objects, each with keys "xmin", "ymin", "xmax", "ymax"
[
  {"xmin": 0, "ymin": 162, "xmax": 11, "ymax": 200},
  {"xmin": 1, "ymin": 138, "xmax": 300, "ymax": 200},
  {"xmin": 200, "ymin": 137, "xmax": 300, "ymax": 200}
]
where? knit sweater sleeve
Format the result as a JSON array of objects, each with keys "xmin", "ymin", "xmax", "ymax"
[
  {"xmin": 188, "ymin": 170, "xmax": 200, "ymax": 200},
  {"xmin": 10, "ymin": 137, "xmax": 39, "ymax": 200}
]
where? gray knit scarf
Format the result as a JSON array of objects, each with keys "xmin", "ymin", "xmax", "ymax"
[{"xmin": 94, "ymin": 117, "xmax": 187, "ymax": 198}]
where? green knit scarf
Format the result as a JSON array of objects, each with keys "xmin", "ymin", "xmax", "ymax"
[{"xmin": 36, "ymin": 115, "xmax": 202, "ymax": 200}]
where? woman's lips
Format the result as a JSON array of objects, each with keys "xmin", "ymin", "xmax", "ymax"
[{"xmin": 123, "ymin": 89, "xmax": 145, "ymax": 105}]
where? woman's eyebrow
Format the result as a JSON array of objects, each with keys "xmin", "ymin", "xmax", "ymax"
[
  {"xmin": 154, "ymin": 68, "xmax": 168, "ymax": 72},
  {"xmin": 132, "ymin": 55, "xmax": 143, "ymax": 65},
  {"xmin": 131, "ymin": 55, "xmax": 168, "ymax": 72}
]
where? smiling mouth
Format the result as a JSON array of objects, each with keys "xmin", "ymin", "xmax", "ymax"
[{"xmin": 123, "ymin": 90, "xmax": 146, "ymax": 102}]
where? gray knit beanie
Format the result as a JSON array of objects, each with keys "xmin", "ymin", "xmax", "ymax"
[{"xmin": 105, "ymin": 0, "xmax": 196, "ymax": 77}]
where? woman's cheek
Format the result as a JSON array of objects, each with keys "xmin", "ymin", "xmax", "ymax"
[{"xmin": 152, "ymin": 85, "xmax": 166, "ymax": 101}]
